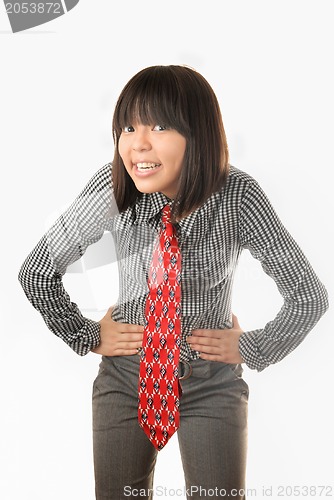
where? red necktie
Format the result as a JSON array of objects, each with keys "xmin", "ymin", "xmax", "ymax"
[{"xmin": 138, "ymin": 204, "xmax": 182, "ymax": 450}]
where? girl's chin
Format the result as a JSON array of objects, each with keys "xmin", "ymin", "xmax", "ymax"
[{"xmin": 133, "ymin": 182, "xmax": 158, "ymax": 194}]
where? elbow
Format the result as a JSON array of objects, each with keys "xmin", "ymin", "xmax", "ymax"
[
  {"xmin": 18, "ymin": 262, "xmax": 27, "ymax": 290},
  {"xmin": 18, "ymin": 260, "xmax": 33, "ymax": 295},
  {"xmin": 319, "ymin": 287, "xmax": 329, "ymax": 316},
  {"xmin": 308, "ymin": 284, "xmax": 329, "ymax": 323}
]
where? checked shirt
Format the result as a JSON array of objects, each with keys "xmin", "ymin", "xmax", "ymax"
[{"xmin": 18, "ymin": 163, "xmax": 329, "ymax": 372}]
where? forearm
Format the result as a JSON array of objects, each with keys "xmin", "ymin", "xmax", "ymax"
[
  {"xmin": 18, "ymin": 233, "xmax": 101, "ymax": 355},
  {"xmin": 18, "ymin": 163, "xmax": 116, "ymax": 354},
  {"xmin": 237, "ymin": 177, "xmax": 329, "ymax": 371},
  {"xmin": 238, "ymin": 258, "xmax": 329, "ymax": 372}
]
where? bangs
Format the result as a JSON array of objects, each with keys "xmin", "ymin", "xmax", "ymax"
[{"xmin": 113, "ymin": 66, "xmax": 190, "ymax": 137}]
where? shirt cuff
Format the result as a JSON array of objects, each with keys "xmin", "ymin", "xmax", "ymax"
[
  {"xmin": 67, "ymin": 318, "xmax": 101, "ymax": 356},
  {"xmin": 238, "ymin": 329, "xmax": 270, "ymax": 372}
]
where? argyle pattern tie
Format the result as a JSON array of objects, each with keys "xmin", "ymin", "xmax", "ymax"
[{"xmin": 138, "ymin": 203, "xmax": 182, "ymax": 450}]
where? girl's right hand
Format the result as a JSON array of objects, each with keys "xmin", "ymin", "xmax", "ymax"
[{"xmin": 91, "ymin": 306, "xmax": 144, "ymax": 356}]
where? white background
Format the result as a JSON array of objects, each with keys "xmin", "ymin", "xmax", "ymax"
[{"xmin": 1, "ymin": 1, "xmax": 333, "ymax": 499}]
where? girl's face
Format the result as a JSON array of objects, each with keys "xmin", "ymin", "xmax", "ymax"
[{"xmin": 118, "ymin": 122, "xmax": 186, "ymax": 199}]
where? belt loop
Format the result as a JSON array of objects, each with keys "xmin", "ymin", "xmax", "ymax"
[{"xmin": 179, "ymin": 360, "xmax": 193, "ymax": 380}]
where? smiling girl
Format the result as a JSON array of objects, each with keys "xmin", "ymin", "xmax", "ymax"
[
  {"xmin": 119, "ymin": 123, "xmax": 186, "ymax": 200},
  {"xmin": 18, "ymin": 65, "xmax": 328, "ymax": 500}
]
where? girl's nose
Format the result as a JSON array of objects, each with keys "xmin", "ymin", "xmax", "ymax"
[{"xmin": 132, "ymin": 127, "xmax": 152, "ymax": 151}]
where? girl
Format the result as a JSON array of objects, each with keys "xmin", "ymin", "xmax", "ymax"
[{"xmin": 18, "ymin": 65, "xmax": 329, "ymax": 500}]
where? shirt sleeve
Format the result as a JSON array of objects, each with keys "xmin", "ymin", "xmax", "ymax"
[
  {"xmin": 237, "ymin": 177, "xmax": 329, "ymax": 372},
  {"xmin": 18, "ymin": 162, "xmax": 118, "ymax": 355}
]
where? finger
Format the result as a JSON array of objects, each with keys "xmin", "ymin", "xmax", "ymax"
[
  {"xmin": 190, "ymin": 344, "xmax": 223, "ymax": 355},
  {"xmin": 92, "ymin": 348, "xmax": 139, "ymax": 356},
  {"xmin": 112, "ymin": 348, "xmax": 140, "ymax": 356},
  {"xmin": 198, "ymin": 352, "xmax": 224, "ymax": 362},
  {"xmin": 199, "ymin": 352, "xmax": 240, "ymax": 363},
  {"xmin": 190, "ymin": 329, "xmax": 222, "ymax": 339},
  {"xmin": 96, "ymin": 338, "xmax": 143, "ymax": 356},
  {"xmin": 116, "ymin": 340, "xmax": 143, "ymax": 350},
  {"xmin": 232, "ymin": 313, "xmax": 240, "ymax": 329},
  {"xmin": 188, "ymin": 336, "xmax": 220, "ymax": 347},
  {"xmin": 115, "ymin": 333, "xmax": 143, "ymax": 342},
  {"xmin": 102, "ymin": 306, "xmax": 114, "ymax": 320},
  {"xmin": 114, "ymin": 323, "xmax": 145, "ymax": 334}
]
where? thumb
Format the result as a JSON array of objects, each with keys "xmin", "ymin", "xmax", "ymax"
[
  {"xmin": 232, "ymin": 313, "xmax": 241, "ymax": 330},
  {"xmin": 103, "ymin": 305, "xmax": 115, "ymax": 320}
]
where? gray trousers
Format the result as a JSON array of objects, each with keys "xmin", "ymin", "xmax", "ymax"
[{"xmin": 92, "ymin": 355, "xmax": 249, "ymax": 500}]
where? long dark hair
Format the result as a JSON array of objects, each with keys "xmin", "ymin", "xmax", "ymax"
[{"xmin": 112, "ymin": 65, "xmax": 229, "ymax": 222}]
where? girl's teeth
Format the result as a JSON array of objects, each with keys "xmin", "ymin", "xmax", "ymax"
[{"xmin": 136, "ymin": 162, "xmax": 161, "ymax": 170}]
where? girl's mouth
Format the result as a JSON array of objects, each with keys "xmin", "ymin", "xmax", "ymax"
[{"xmin": 135, "ymin": 162, "xmax": 161, "ymax": 171}]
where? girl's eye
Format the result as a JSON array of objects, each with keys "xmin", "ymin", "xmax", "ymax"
[
  {"xmin": 152, "ymin": 125, "xmax": 168, "ymax": 131},
  {"xmin": 123, "ymin": 125, "xmax": 135, "ymax": 133}
]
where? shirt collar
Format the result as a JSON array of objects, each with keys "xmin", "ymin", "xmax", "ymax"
[
  {"xmin": 134, "ymin": 191, "xmax": 213, "ymax": 238},
  {"xmin": 134, "ymin": 191, "xmax": 172, "ymax": 224}
]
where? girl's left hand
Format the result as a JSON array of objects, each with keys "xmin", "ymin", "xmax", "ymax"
[{"xmin": 187, "ymin": 314, "xmax": 244, "ymax": 364}]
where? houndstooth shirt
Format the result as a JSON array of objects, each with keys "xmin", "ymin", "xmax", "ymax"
[{"xmin": 18, "ymin": 163, "xmax": 329, "ymax": 371}]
